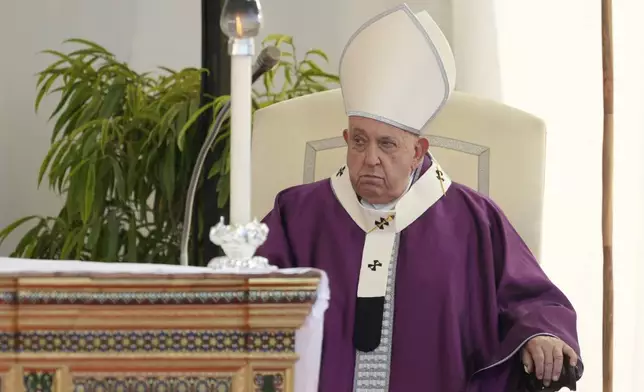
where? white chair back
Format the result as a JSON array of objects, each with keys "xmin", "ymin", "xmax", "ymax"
[{"xmin": 251, "ymin": 89, "xmax": 546, "ymax": 259}]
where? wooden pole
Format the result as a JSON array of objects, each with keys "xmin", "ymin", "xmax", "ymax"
[{"xmin": 601, "ymin": 0, "xmax": 614, "ymax": 390}]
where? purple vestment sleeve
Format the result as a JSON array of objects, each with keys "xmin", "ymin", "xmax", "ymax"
[
  {"xmin": 472, "ymin": 199, "xmax": 584, "ymax": 388},
  {"xmin": 257, "ymin": 191, "xmax": 297, "ymax": 269}
]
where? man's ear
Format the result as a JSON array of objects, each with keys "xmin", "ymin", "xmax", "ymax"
[
  {"xmin": 415, "ymin": 137, "xmax": 430, "ymax": 160},
  {"xmin": 343, "ymin": 129, "xmax": 349, "ymax": 144}
]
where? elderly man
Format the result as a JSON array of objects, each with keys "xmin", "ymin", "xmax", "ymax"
[{"xmin": 256, "ymin": 4, "xmax": 582, "ymax": 391}]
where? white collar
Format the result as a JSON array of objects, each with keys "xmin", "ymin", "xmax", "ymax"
[{"xmin": 331, "ymin": 155, "xmax": 451, "ymax": 233}]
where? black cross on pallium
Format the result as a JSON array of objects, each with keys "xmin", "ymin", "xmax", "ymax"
[
  {"xmin": 436, "ymin": 168, "xmax": 446, "ymax": 194},
  {"xmin": 374, "ymin": 217, "xmax": 390, "ymax": 230},
  {"xmin": 336, "ymin": 166, "xmax": 346, "ymax": 177},
  {"xmin": 368, "ymin": 260, "xmax": 383, "ymax": 271},
  {"xmin": 436, "ymin": 169, "xmax": 445, "ymax": 182}
]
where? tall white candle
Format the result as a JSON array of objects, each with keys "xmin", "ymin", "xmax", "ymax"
[{"xmin": 229, "ymin": 55, "xmax": 253, "ymax": 225}]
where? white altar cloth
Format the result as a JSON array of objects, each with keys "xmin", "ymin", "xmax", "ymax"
[{"xmin": 0, "ymin": 257, "xmax": 329, "ymax": 392}]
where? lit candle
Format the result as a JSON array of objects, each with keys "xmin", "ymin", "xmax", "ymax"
[{"xmin": 220, "ymin": 0, "xmax": 263, "ymax": 225}]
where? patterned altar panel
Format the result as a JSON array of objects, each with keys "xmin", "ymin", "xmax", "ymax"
[
  {"xmin": 0, "ymin": 272, "xmax": 320, "ymax": 392},
  {"xmin": 253, "ymin": 372, "xmax": 285, "ymax": 392},
  {"xmin": 72, "ymin": 374, "xmax": 233, "ymax": 392},
  {"xmin": 15, "ymin": 330, "xmax": 295, "ymax": 354},
  {"xmin": 23, "ymin": 369, "xmax": 55, "ymax": 392}
]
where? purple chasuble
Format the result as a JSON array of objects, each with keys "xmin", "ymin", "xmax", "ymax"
[{"xmin": 256, "ymin": 156, "xmax": 583, "ymax": 391}]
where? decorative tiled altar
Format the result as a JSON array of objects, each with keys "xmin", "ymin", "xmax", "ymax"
[{"xmin": 0, "ymin": 258, "xmax": 327, "ymax": 392}]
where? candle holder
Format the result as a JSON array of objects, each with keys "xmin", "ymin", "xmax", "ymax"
[
  {"xmin": 207, "ymin": 217, "xmax": 275, "ymax": 270},
  {"xmin": 207, "ymin": 0, "xmax": 273, "ymax": 271}
]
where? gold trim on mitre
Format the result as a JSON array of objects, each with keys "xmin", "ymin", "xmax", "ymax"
[{"xmin": 339, "ymin": 4, "xmax": 456, "ymax": 135}]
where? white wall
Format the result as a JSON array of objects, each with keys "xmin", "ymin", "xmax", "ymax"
[{"xmin": 0, "ymin": 0, "xmax": 200, "ymax": 255}]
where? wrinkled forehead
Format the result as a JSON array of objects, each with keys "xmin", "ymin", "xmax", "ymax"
[{"xmin": 348, "ymin": 116, "xmax": 415, "ymax": 139}]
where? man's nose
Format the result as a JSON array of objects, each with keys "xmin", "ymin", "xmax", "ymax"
[{"xmin": 364, "ymin": 145, "xmax": 380, "ymax": 166}]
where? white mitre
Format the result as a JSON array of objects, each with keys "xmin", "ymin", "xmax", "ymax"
[{"xmin": 339, "ymin": 4, "xmax": 456, "ymax": 134}]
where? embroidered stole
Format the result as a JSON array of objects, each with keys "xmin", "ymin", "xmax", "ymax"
[{"xmin": 330, "ymin": 155, "xmax": 452, "ymax": 391}]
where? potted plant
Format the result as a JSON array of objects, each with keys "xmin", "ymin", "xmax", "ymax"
[{"xmin": 0, "ymin": 35, "xmax": 338, "ymax": 265}]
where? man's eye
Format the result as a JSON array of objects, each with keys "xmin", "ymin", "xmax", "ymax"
[
  {"xmin": 353, "ymin": 138, "xmax": 365, "ymax": 145},
  {"xmin": 381, "ymin": 141, "xmax": 395, "ymax": 148}
]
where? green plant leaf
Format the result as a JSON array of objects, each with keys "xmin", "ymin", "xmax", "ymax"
[
  {"xmin": 60, "ymin": 227, "xmax": 78, "ymax": 259},
  {"xmin": 81, "ymin": 129, "xmax": 99, "ymax": 157},
  {"xmin": 51, "ymin": 84, "xmax": 92, "ymax": 141},
  {"xmin": 162, "ymin": 143, "xmax": 176, "ymax": 202},
  {"xmin": 106, "ymin": 210, "xmax": 119, "ymax": 261},
  {"xmin": 305, "ymin": 49, "xmax": 329, "ymax": 63},
  {"xmin": 176, "ymin": 99, "xmax": 216, "ymax": 150},
  {"xmin": 64, "ymin": 38, "xmax": 112, "ymax": 54},
  {"xmin": 127, "ymin": 214, "xmax": 137, "ymax": 262},
  {"xmin": 0, "ymin": 216, "xmax": 40, "ymax": 246},
  {"xmin": 99, "ymin": 80, "xmax": 125, "ymax": 118},
  {"xmin": 66, "ymin": 157, "xmax": 90, "ymax": 179},
  {"xmin": 87, "ymin": 217, "xmax": 102, "ymax": 251},
  {"xmin": 302, "ymin": 60, "xmax": 323, "ymax": 73},
  {"xmin": 208, "ymin": 158, "xmax": 222, "ymax": 179},
  {"xmin": 76, "ymin": 90, "xmax": 102, "ymax": 125},
  {"xmin": 283, "ymin": 64, "xmax": 293, "ymax": 89},
  {"xmin": 13, "ymin": 220, "xmax": 47, "ymax": 258},
  {"xmin": 155, "ymin": 104, "xmax": 182, "ymax": 144},
  {"xmin": 49, "ymin": 81, "xmax": 79, "ymax": 120},
  {"xmin": 38, "ymin": 138, "xmax": 66, "ymax": 187},
  {"xmin": 216, "ymin": 172, "xmax": 230, "ymax": 208},
  {"xmin": 65, "ymin": 159, "xmax": 87, "ymax": 219},
  {"xmin": 157, "ymin": 66, "xmax": 181, "ymax": 75},
  {"xmin": 108, "ymin": 156, "xmax": 126, "ymax": 200},
  {"xmin": 82, "ymin": 161, "xmax": 96, "ymax": 224},
  {"xmin": 40, "ymin": 49, "xmax": 78, "ymax": 68},
  {"xmin": 125, "ymin": 144, "xmax": 139, "ymax": 197},
  {"xmin": 263, "ymin": 34, "xmax": 293, "ymax": 47},
  {"xmin": 263, "ymin": 69, "xmax": 275, "ymax": 94},
  {"xmin": 35, "ymin": 72, "xmax": 63, "ymax": 112},
  {"xmin": 37, "ymin": 58, "xmax": 67, "ymax": 87}
]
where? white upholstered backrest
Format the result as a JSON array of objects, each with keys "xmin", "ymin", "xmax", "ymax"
[{"xmin": 251, "ymin": 89, "xmax": 546, "ymax": 259}]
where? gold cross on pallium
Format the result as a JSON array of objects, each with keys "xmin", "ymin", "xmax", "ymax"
[{"xmin": 367, "ymin": 214, "xmax": 395, "ymax": 234}]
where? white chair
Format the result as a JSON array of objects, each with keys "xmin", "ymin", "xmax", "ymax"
[{"xmin": 251, "ymin": 89, "xmax": 546, "ymax": 259}]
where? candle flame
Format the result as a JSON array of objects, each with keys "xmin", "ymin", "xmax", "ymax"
[{"xmin": 235, "ymin": 15, "xmax": 243, "ymax": 37}]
